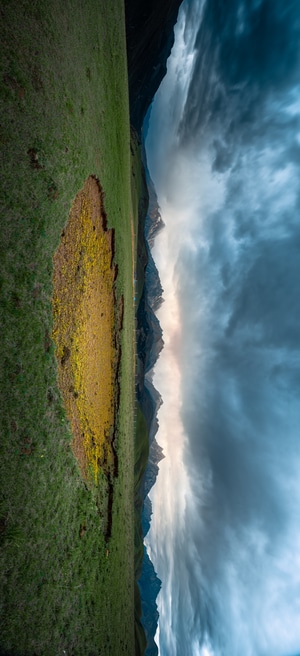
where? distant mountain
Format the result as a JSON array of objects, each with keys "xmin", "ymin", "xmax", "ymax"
[
  {"xmin": 142, "ymin": 495, "xmax": 153, "ymax": 539},
  {"xmin": 138, "ymin": 548, "xmax": 162, "ymax": 656},
  {"xmin": 137, "ymin": 291, "xmax": 164, "ymax": 385},
  {"xmin": 125, "ymin": 5, "xmax": 183, "ymax": 648},
  {"xmin": 143, "ymin": 376, "xmax": 163, "ymax": 446},
  {"xmin": 145, "ymin": 171, "xmax": 165, "ymax": 251},
  {"xmin": 145, "ymin": 245, "xmax": 164, "ymax": 313},
  {"xmin": 144, "ymin": 436, "xmax": 165, "ymax": 502},
  {"xmin": 134, "ymin": 167, "xmax": 166, "ymax": 656},
  {"xmin": 136, "ymin": 169, "xmax": 165, "ymax": 415},
  {"xmin": 125, "ymin": 0, "xmax": 182, "ymax": 132}
]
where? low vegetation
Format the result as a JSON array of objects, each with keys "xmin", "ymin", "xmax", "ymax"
[
  {"xmin": 0, "ymin": 1, "xmax": 139, "ymax": 653},
  {"xmin": 52, "ymin": 176, "xmax": 120, "ymax": 485}
]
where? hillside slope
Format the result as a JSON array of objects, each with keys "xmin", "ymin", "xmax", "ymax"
[{"xmin": 125, "ymin": 0, "xmax": 182, "ymax": 132}]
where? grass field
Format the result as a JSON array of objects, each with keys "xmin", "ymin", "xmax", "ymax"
[{"xmin": 0, "ymin": 1, "xmax": 140, "ymax": 653}]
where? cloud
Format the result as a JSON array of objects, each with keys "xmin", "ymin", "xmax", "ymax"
[
  {"xmin": 145, "ymin": 0, "xmax": 300, "ymax": 655},
  {"xmin": 179, "ymin": 0, "xmax": 300, "ymax": 151}
]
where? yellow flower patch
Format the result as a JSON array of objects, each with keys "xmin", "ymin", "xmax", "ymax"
[{"xmin": 52, "ymin": 176, "xmax": 118, "ymax": 483}]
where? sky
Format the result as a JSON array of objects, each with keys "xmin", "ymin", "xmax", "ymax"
[{"xmin": 144, "ymin": 1, "xmax": 300, "ymax": 655}]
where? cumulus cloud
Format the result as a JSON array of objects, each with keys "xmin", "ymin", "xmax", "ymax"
[{"xmin": 145, "ymin": 1, "xmax": 300, "ymax": 655}]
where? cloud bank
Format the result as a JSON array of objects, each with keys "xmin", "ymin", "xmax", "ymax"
[{"xmin": 145, "ymin": 1, "xmax": 300, "ymax": 655}]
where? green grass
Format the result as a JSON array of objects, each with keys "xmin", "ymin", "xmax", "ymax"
[{"xmin": 0, "ymin": 1, "xmax": 137, "ymax": 653}]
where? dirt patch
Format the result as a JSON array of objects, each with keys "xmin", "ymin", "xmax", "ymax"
[{"xmin": 52, "ymin": 176, "xmax": 121, "ymax": 487}]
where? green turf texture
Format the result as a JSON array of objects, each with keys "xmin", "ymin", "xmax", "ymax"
[{"xmin": 0, "ymin": 1, "xmax": 138, "ymax": 654}]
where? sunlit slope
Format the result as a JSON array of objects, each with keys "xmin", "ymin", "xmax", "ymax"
[{"xmin": 0, "ymin": 1, "xmax": 135, "ymax": 654}]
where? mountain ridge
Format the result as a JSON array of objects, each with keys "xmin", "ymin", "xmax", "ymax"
[
  {"xmin": 125, "ymin": 0, "xmax": 182, "ymax": 133},
  {"xmin": 135, "ymin": 168, "xmax": 165, "ymax": 656},
  {"xmin": 125, "ymin": 3, "xmax": 183, "ymax": 652}
]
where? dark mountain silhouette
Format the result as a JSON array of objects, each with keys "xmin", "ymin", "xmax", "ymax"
[
  {"xmin": 125, "ymin": 0, "xmax": 182, "ymax": 133},
  {"xmin": 145, "ymin": 172, "xmax": 165, "ymax": 252},
  {"xmin": 135, "ymin": 169, "xmax": 166, "ymax": 656},
  {"xmin": 138, "ymin": 548, "xmax": 162, "ymax": 656}
]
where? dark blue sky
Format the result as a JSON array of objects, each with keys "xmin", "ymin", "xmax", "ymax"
[{"xmin": 145, "ymin": 1, "xmax": 300, "ymax": 654}]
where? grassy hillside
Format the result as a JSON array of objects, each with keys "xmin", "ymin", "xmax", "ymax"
[{"xmin": 0, "ymin": 1, "xmax": 137, "ymax": 653}]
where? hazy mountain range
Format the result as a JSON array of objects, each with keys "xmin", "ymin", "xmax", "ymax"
[{"xmin": 124, "ymin": 2, "xmax": 183, "ymax": 652}]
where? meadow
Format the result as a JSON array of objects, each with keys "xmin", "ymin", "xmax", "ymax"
[{"xmin": 0, "ymin": 1, "xmax": 142, "ymax": 653}]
